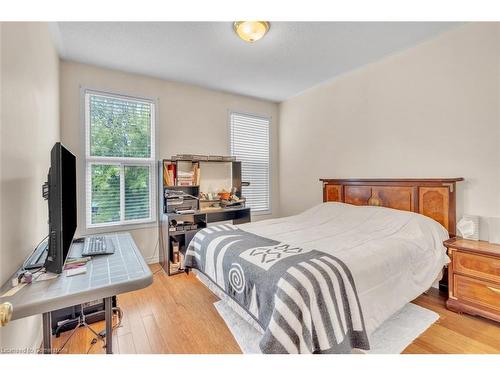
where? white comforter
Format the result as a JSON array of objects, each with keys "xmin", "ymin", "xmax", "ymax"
[{"xmin": 237, "ymin": 202, "xmax": 449, "ymax": 334}]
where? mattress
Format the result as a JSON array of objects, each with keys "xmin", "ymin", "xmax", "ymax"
[{"xmin": 234, "ymin": 202, "xmax": 450, "ymax": 335}]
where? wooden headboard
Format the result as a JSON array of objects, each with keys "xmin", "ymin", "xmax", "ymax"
[{"xmin": 320, "ymin": 178, "xmax": 464, "ymax": 236}]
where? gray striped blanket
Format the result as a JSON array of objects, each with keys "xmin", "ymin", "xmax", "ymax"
[{"xmin": 184, "ymin": 224, "xmax": 369, "ymax": 354}]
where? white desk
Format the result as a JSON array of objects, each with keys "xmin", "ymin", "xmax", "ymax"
[{"xmin": 0, "ymin": 232, "xmax": 153, "ymax": 354}]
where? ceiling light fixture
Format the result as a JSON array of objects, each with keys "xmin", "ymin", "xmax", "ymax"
[{"xmin": 233, "ymin": 21, "xmax": 270, "ymax": 43}]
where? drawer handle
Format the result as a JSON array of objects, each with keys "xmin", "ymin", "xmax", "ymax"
[{"xmin": 487, "ymin": 286, "xmax": 500, "ymax": 294}]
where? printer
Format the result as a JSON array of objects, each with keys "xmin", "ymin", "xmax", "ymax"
[{"xmin": 165, "ymin": 190, "xmax": 199, "ymax": 214}]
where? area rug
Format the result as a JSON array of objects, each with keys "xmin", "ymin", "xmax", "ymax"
[{"xmin": 214, "ymin": 300, "xmax": 439, "ymax": 354}]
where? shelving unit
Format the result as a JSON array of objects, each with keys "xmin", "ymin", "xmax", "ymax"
[{"xmin": 158, "ymin": 158, "xmax": 251, "ymax": 275}]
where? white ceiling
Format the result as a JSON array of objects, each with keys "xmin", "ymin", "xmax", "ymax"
[{"xmin": 53, "ymin": 22, "xmax": 459, "ymax": 102}]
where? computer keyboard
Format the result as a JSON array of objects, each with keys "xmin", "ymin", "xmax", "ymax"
[{"xmin": 82, "ymin": 236, "xmax": 115, "ymax": 256}]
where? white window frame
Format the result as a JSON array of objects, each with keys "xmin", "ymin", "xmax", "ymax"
[
  {"xmin": 229, "ymin": 110, "xmax": 272, "ymax": 216},
  {"xmin": 83, "ymin": 89, "xmax": 158, "ymax": 230}
]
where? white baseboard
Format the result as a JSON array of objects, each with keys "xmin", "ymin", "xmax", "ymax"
[{"xmin": 144, "ymin": 255, "xmax": 159, "ymax": 265}]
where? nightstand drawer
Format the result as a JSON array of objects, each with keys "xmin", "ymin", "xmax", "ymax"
[
  {"xmin": 454, "ymin": 275, "xmax": 500, "ymax": 312},
  {"xmin": 454, "ymin": 251, "xmax": 500, "ymax": 283}
]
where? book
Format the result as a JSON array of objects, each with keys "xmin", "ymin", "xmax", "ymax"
[
  {"xmin": 163, "ymin": 162, "xmax": 177, "ymax": 186},
  {"xmin": 163, "ymin": 162, "xmax": 171, "ymax": 186},
  {"xmin": 176, "ymin": 154, "xmax": 193, "ymax": 160},
  {"xmin": 164, "ymin": 162, "xmax": 173, "ymax": 186},
  {"xmin": 192, "ymin": 163, "xmax": 201, "ymax": 185},
  {"xmin": 177, "ymin": 171, "xmax": 194, "ymax": 178},
  {"xmin": 192, "ymin": 154, "xmax": 208, "ymax": 161},
  {"xmin": 208, "ymin": 155, "xmax": 223, "ymax": 161}
]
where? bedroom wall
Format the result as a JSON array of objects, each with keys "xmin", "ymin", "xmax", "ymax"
[
  {"xmin": 0, "ymin": 22, "xmax": 60, "ymax": 351},
  {"xmin": 279, "ymin": 23, "xmax": 500, "ymax": 239},
  {"xmin": 59, "ymin": 61, "xmax": 279, "ymax": 262}
]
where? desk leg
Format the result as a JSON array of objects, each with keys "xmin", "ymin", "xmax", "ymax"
[
  {"xmin": 104, "ymin": 297, "xmax": 113, "ymax": 354},
  {"xmin": 42, "ymin": 312, "xmax": 52, "ymax": 354}
]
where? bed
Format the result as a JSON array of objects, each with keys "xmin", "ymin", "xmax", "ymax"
[{"xmin": 184, "ymin": 178, "xmax": 463, "ymax": 354}]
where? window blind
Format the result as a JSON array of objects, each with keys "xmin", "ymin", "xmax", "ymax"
[
  {"xmin": 85, "ymin": 91, "xmax": 155, "ymax": 228},
  {"xmin": 89, "ymin": 94, "xmax": 152, "ymax": 158},
  {"xmin": 230, "ymin": 112, "xmax": 270, "ymax": 213}
]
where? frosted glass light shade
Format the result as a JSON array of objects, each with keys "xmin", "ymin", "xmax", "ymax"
[{"xmin": 233, "ymin": 21, "xmax": 270, "ymax": 43}]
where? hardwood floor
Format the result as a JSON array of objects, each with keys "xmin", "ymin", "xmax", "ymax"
[
  {"xmin": 403, "ymin": 290, "xmax": 500, "ymax": 354},
  {"xmin": 53, "ymin": 264, "xmax": 500, "ymax": 354}
]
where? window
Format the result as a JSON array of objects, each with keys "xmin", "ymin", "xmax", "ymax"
[
  {"xmin": 230, "ymin": 112, "xmax": 271, "ymax": 214},
  {"xmin": 84, "ymin": 91, "xmax": 156, "ymax": 228}
]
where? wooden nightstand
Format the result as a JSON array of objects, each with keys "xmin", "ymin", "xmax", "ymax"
[{"xmin": 444, "ymin": 238, "xmax": 500, "ymax": 323}]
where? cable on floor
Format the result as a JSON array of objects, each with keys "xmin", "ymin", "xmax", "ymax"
[{"xmin": 85, "ymin": 306, "xmax": 124, "ymax": 354}]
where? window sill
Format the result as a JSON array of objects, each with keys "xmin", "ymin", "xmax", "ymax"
[
  {"xmin": 251, "ymin": 209, "xmax": 272, "ymax": 217},
  {"xmin": 83, "ymin": 220, "xmax": 158, "ymax": 236}
]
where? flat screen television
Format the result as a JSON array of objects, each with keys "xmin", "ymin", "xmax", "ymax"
[{"xmin": 44, "ymin": 142, "xmax": 77, "ymax": 274}]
